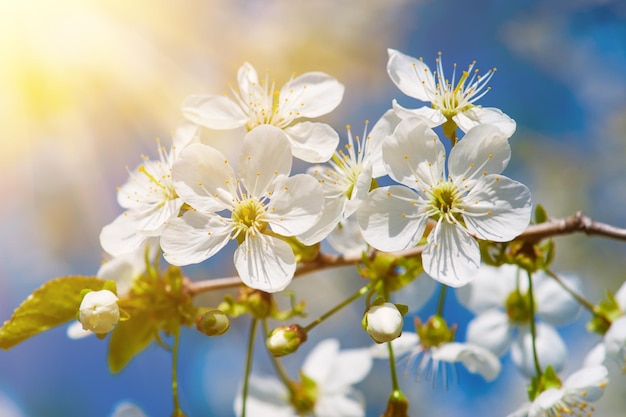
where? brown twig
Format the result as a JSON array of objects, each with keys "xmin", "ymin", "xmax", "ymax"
[{"xmin": 186, "ymin": 211, "xmax": 626, "ymax": 296}]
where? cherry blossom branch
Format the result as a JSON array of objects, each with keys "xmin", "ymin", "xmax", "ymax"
[{"xmin": 185, "ymin": 211, "xmax": 626, "ymax": 296}]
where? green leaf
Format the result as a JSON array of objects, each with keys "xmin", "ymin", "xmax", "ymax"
[
  {"xmin": 534, "ymin": 204, "xmax": 548, "ymax": 224},
  {"xmin": 108, "ymin": 310, "xmax": 157, "ymax": 373},
  {"xmin": 0, "ymin": 276, "xmax": 105, "ymax": 350}
]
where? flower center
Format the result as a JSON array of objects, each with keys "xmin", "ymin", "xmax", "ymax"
[
  {"xmin": 416, "ymin": 315, "xmax": 456, "ymax": 349},
  {"xmin": 505, "ymin": 290, "xmax": 533, "ymax": 324},
  {"xmin": 429, "ymin": 182, "xmax": 463, "ymax": 223},
  {"xmin": 231, "ymin": 198, "xmax": 268, "ymax": 243},
  {"xmin": 290, "ymin": 374, "xmax": 318, "ymax": 415}
]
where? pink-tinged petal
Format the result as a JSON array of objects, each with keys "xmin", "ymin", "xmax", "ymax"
[
  {"xmin": 432, "ymin": 342, "xmax": 502, "ymax": 381},
  {"xmin": 462, "ymin": 176, "xmax": 532, "ymax": 242},
  {"xmin": 233, "ymin": 375, "xmax": 292, "ymax": 417},
  {"xmin": 100, "ymin": 212, "xmax": 150, "ymax": 256},
  {"xmin": 161, "ymin": 211, "xmax": 232, "ymax": 266},
  {"xmin": 283, "ymin": 122, "xmax": 339, "ymax": 163},
  {"xmin": 357, "ymin": 186, "xmax": 428, "ymax": 252},
  {"xmin": 454, "ymin": 107, "xmax": 517, "ymax": 137},
  {"xmin": 266, "ymin": 174, "xmax": 324, "ymax": 237},
  {"xmin": 239, "ymin": 126, "xmax": 292, "ymax": 196},
  {"xmin": 280, "ymin": 72, "xmax": 344, "ymax": 118},
  {"xmin": 182, "ymin": 94, "xmax": 248, "ymax": 129},
  {"xmin": 315, "ymin": 389, "xmax": 365, "ymax": 417},
  {"xmin": 511, "ymin": 323, "xmax": 567, "ymax": 378},
  {"xmin": 297, "ymin": 195, "xmax": 344, "ymax": 246},
  {"xmin": 456, "ymin": 264, "xmax": 519, "ymax": 313},
  {"xmin": 383, "ymin": 118, "xmax": 445, "ymax": 189},
  {"xmin": 387, "ymin": 48, "xmax": 435, "ymax": 102},
  {"xmin": 564, "ymin": 366, "xmax": 609, "ymax": 402},
  {"xmin": 234, "ymin": 234, "xmax": 295, "ymax": 293},
  {"xmin": 368, "ymin": 109, "xmax": 403, "ymax": 178},
  {"xmin": 534, "ymin": 271, "xmax": 582, "ymax": 326},
  {"xmin": 422, "ymin": 221, "xmax": 480, "ymax": 287},
  {"xmin": 392, "ymin": 100, "xmax": 446, "ymax": 127},
  {"xmin": 448, "ymin": 124, "xmax": 511, "ymax": 181},
  {"xmin": 583, "ymin": 343, "xmax": 607, "ymax": 368},
  {"xmin": 465, "ymin": 310, "xmax": 513, "ymax": 357},
  {"xmin": 172, "ymin": 143, "xmax": 235, "ymax": 212}
]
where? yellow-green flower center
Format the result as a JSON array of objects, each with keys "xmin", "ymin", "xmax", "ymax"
[
  {"xmin": 416, "ymin": 315, "xmax": 456, "ymax": 349},
  {"xmin": 231, "ymin": 198, "xmax": 268, "ymax": 243},
  {"xmin": 505, "ymin": 290, "xmax": 533, "ymax": 324},
  {"xmin": 429, "ymin": 182, "xmax": 463, "ymax": 223}
]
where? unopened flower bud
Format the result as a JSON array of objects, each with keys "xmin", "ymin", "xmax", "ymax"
[
  {"xmin": 196, "ymin": 310, "xmax": 230, "ymax": 336},
  {"xmin": 365, "ymin": 302, "xmax": 403, "ymax": 343},
  {"xmin": 266, "ymin": 324, "xmax": 307, "ymax": 357},
  {"xmin": 78, "ymin": 289, "xmax": 120, "ymax": 334}
]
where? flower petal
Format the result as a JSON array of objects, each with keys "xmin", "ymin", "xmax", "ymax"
[
  {"xmin": 182, "ymin": 94, "xmax": 248, "ymax": 129},
  {"xmin": 454, "ymin": 106, "xmax": 516, "ymax": 137},
  {"xmin": 233, "ymin": 374, "xmax": 292, "ymax": 417},
  {"xmin": 462, "ymin": 176, "xmax": 532, "ymax": 242},
  {"xmin": 99, "ymin": 212, "xmax": 150, "ymax": 256},
  {"xmin": 280, "ymin": 72, "xmax": 344, "ymax": 118},
  {"xmin": 511, "ymin": 323, "xmax": 567, "ymax": 378},
  {"xmin": 368, "ymin": 109, "xmax": 403, "ymax": 178},
  {"xmin": 448, "ymin": 124, "xmax": 511, "ymax": 181},
  {"xmin": 323, "ymin": 348, "xmax": 373, "ymax": 391},
  {"xmin": 283, "ymin": 122, "xmax": 339, "ymax": 163},
  {"xmin": 422, "ymin": 221, "xmax": 480, "ymax": 287},
  {"xmin": 387, "ymin": 48, "xmax": 435, "ymax": 102},
  {"xmin": 604, "ymin": 315, "xmax": 626, "ymax": 362},
  {"xmin": 266, "ymin": 174, "xmax": 324, "ymax": 237},
  {"xmin": 432, "ymin": 342, "xmax": 502, "ymax": 381},
  {"xmin": 111, "ymin": 402, "xmax": 149, "ymax": 417},
  {"xmin": 357, "ymin": 186, "xmax": 428, "ymax": 252},
  {"xmin": 172, "ymin": 143, "xmax": 236, "ymax": 212},
  {"xmin": 392, "ymin": 274, "xmax": 436, "ymax": 313},
  {"xmin": 369, "ymin": 332, "xmax": 419, "ymax": 359},
  {"xmin": 583, "ymin": 343, "xmax": 606, "ymax": 368},
  {"xmin": 161, "ymin": 211, "xmax": 232, "ymax": 266},
  {"xmin": 239, "ymin": 125, "xmax": 292, "ymax": 197},
  {"xmin": 234, "ymin": 234, "xmax": 295, "ymax": 293},
  {"xmin": 465, "ymin": 309, "xmax": 513, "ymax": 357},
  {"xmin": 534, "ymin": 271, "xmax": 582, "ymax": 326},
  {"xmin": 302, "ymin": 338, "xmax": 340, "ymax": 384},
  {"xmin": 315, "ymin": 389, "xmax": 365, "ymax": 417},
  {"xmin": 383, "ymin": 117, "xmax": 444, "ymax": 189},
  {"xmin": 391, "ymin": 100, "xmax": 446, "ymax": 127},
  {"xmin": 236, "ymin": 62, "xmax": 261, "ymax": 99},
  {"xmin": 297, "ymin": 195, "xmax": 344, "ymax": 246},
  {"xmin": 456, "ymin": 263, "xmax": 519, "ymax": 313},
  {"xmin": 563, "ymin": 365, "xmax": 608, "ymax": 402},
  {"xmin": 327, "ymin": 216, "xmax": 369, "ymax": 257}
]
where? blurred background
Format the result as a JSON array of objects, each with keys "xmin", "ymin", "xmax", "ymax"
[{"xmin": 1, "ymin": 0, "xmax": 626, "ymax": 416}]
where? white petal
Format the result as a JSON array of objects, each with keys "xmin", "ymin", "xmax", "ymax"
[
  {"xmin": 67, "ymin": 321, "xmax": 93, "ymax": 340},
  {"xmin": 432, "ymin": 342, "xmax": 502, "ymax": 381},
  {"xmin": 369, "ymin": 332, "xmax": 419, "ymax": 359},
  {"xmin": 280, "ymin": 72, "xmax": 344, "ymax": 118},
  {"xmin": 448, "ymin": 124, "xmax": 511, "ymax": 181},
  {"xmin": 511, "ymin": 323, "xmax": 567, "ymax": 378},
  {"xmin": 315, "ymin": 389, "xmax": 365, "ymax": 417},
  {"xmin": 462, "ymin": 176, "xmax": 532, "ymax": 242},
  {"xmin": 326, "ymin": 216, "xmax": 369, "ymax": 257},
  {"xmin": 391, "ymin": 100, "xmax": 446, "ymax": 127},
  {"xmin": 465, "ymin": 310, "xmax": 513, "ymax": 357},
  {"xmin": 283, "ymin": 122, "xmax": 339, "ymax": 163},
  {"xmin": 240, "ymin": 125, "xmax": 292, "ymax": 197},
  {"xmin": 97, "ymin": 239, "xmax": 158, "ymax": 295},
  {"xmin": 99, "ymin": 212, "xmax": 150, "ymax": 257},
  {"xmin": 454, "ymin": 107, "xmax": 517, "ymax": 137},
  {"xmin": 392, "ymin": 274, "xmax": 437, "ymax": 313},
  {"xmin": 613, "ymin": 280, "xmax": 626, "ymax": 310},
  {"xmin": 182, "ymin": 94, "xmax": 248, "ymax": 129},
  {"xmin": 422, "ymin": 221, "xmax": 480, "ymax": 287},
  {"xmin": 233, "ymin": 374, "xmax": 292, "ymax": 417},
  {"xmin": 234, "ymin": 234, "xmax": 295, "ymax": 293},
  {"xmin": 563, "ymin": 365, "xmax": 608, "ymax": 402},
  {"xmin": 171, "ymin": 123, "xmax": 200, "ymax": 157},
  {"xmin": 583, "ymin": 343, "xmax": 607, "ymax": 367},
  {"xmin": 302, "ymin": 338, "xmax": 340, "ymax": 384},
  {"xmin": 266, "ymin": 174, "xmax": 324, "ymax": 237},
  {"xmin": 604, "ymin": 315, "xmax": 626, "ymax": 360},
  {"xmin": 172, "ymin": 143, "xmax": 235, "ymax": 212},
  {"xmin": 367, "ymin": 109, "xmax": 403, "ymax": 178},
  {"xmin": 387, "ymin": 48, "xmax": 435, "ymax": 102},
  {"xmin": 357, "ymin": 186, "xmax": 428, "ymax": 252},
  {"xmin": 110, "ymin": 402, "xmax": 149, "ymax": 417},
  {"xmin": 322, "ymin": 348, "xmax": 373, "ymax": 392},
  {"xmin": 161, "ymin": 211, "xmax": 232, "ymax": 266},
  {"xmin": 528, "ymin": 389, "xmax": 565, "ymax": 417},
  {"xmin": 297, "ymin": 195, "xmax": 344, "ymax": 246},
  {"xmin": 383, "ymin": 117, "xmax": 444, "ymax": 189},
  {"xmin": 534, "ymin": 271, "xmax": 582, "ymax": 326},
  {"xmin": 455, "ymin": 263, "xmax": 519, "ymax": 313},
  {"xmin": 236, "ymin": 62, "xmax": 261, "ymax": 99}
]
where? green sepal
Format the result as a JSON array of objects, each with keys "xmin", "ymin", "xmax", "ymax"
[
  {"xmin": 108, "ymin": 310, "xmax": 158, "ymax": 373},
  {"xmin": 395, "ymin": 303, "xmax": 409, "ymax": 317},
  {"xmin": 527, "ymin": 365, "xmax": 562, "ymax": 401},
  {"xmin": 534, "ymin": 204, "xmax": 548, "ymax": 224},
  {"xmin": 0, "ymin": 276, "xmax": 106, "ymax": 350},
  {"xmin": 587, "ymin": 290, "xmax": 623, "ymax": 335},
  {"xmin": 102, "ymin": 280, "xmax": 118, "ymax": 294}
]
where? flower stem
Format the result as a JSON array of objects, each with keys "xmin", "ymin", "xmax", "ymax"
[
  {"xmin": 544, "ymin": 268, "xmax": 597, "ymax": 313},
  {"xmin": 241, "ymin": 318, "xmax": 258, "ymax": 417},
  {"xmin": 171, "ymin": 327, "xmax": 185, "ymax": 417},
  {"xmin": 303, "ymin": 282, "xmax": 373, "ymax": 333},
  {"xmin": 262, "ymin": 319, "xmax": 295, "ymax": 394},
  {"xmin": 387, "ymin": 340, "xmax": 400, "ymax": 391},
  {"xmin": 526, "ymin": 270, "xmax": 542, "ymax": 378},
  {"xmin": 436, "ymin": 284, "xmax": 448, "ymax": 317}
]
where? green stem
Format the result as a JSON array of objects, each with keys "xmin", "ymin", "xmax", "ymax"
[
  {"xmin": 544, "ymin": 268, "xmax": 597, "ymax": 313},
  {"xmin": 387, "ymin": 341, "xmax": 400, "ymax": 391},
  {"xmin": 436, "ymin": 284, "xmax": 448, "ymax": 317},
  {"xmin": 171, "ymin": 328, "xmax": 184, "ymax": 417},
  {"xmin": 526, "ymin": 270, "xmax": 542, "ymax": 378},
  {"xmin": 262, "ymin": 319, "xmax": 295, "ymax": 394},
  {"xmin": 241, "ymin": 318, "xmax": 258, "ymax": 417},
  {"xmin": 303, "ymin": 282, "xmax": 373, "ymax": 333}
]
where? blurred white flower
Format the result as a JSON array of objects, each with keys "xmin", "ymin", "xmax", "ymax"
[
  {"xmin": 182, "ymin": 62, "xmax": 344, "ymax": 163},
  {"xmin": 234, "ymin": 338, "xmax": 373, "ymax": 417},
  {"xmin": 110, "ymin": 402, "xmax": 148, "ymax": 417},
  {"xmin": 387, "ymin": 48, "xmax": 516, "ymax": 137},
  {"xmin": 457, "ymin": 264, "xmax": 582, "ymax": 377},
  {"xmin": 584, "ymin": 316, "xmax": 626, "ymax": 372},
  {"xmin": 161, "ymin": 125, "xmax": 323, "ymax": 293},
  {"xmin": 78, "ymin": 289, "xmax": 120, "ymax": 334},
  {"xmin": 357, "ymin": 118, "xmax": 531, "ymax": 286}
]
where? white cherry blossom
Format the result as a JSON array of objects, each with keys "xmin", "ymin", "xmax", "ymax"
[
  {"xmin": 357, "ymin": 118, "xmax": 532, "ymax": 286},
  {"xmin": 160, "ymin": 125, "xmax": 323, "ymax": 293},
  {"xmin": 387, "ymin": 48, "xmax": 516, "ymax": 137},
  {"xmin": 234, "ymin": 338, "xmax": 373, "ymax": 417},
  {"xmin": 457, "ymin": 264, "xmax": 582, "ymax": 377},
  {"xmin": 507, "ymin": 366, "xmax": 609, "ymax": 417},
  {"xmin": 182, "ymin": 62, "xmax": 344, "ymax": 163},
  {"xmin": 78, "ymin": 290, "xmax": 120, "ymax": 334},
  {"xmin": 99, "ymin": 124, "xmax": 198, "ymax": 256}
]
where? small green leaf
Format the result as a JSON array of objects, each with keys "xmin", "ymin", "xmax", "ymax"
[
  {"xmin": 0, "ymin": 276, "xmax": 105, "ymax": 350},
  {"xmin": 108, "ymin": 310, "xmax": 157, "ymax": 373},
  {"xmin": 534, "ymin": 204, "xmax": 548, "ymax": 224}
]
